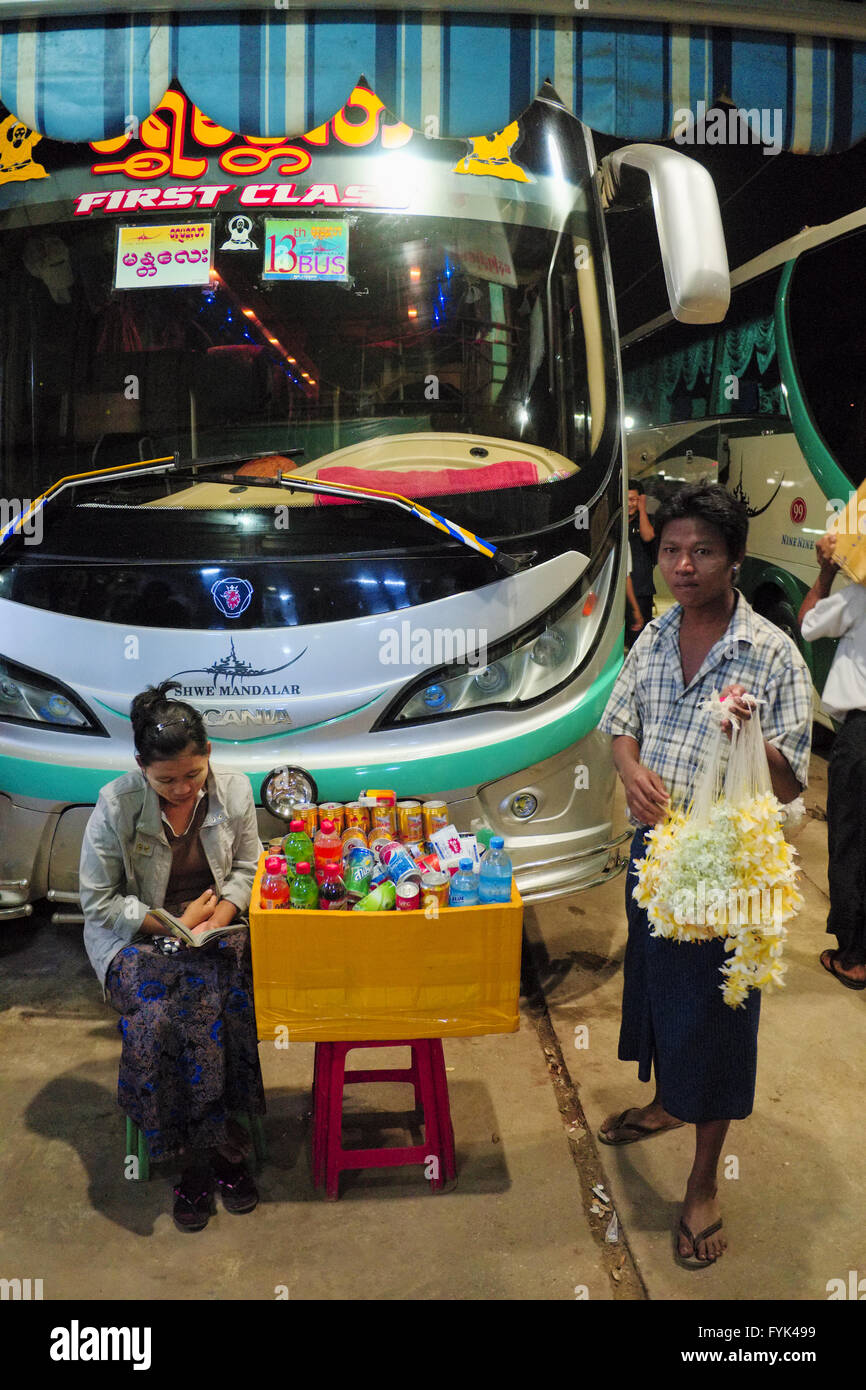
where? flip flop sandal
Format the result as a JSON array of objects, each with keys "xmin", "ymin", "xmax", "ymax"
[
  {"xmin": 597, "ymin": 1109, "xmax": 685, "ymax": 1146},
  {"xmin": 675, "ymin": 1218, "xmax": 723, "ymax": 1268},
  {"xmin": 172, "ymin": 1177, "xmax": 214, "ymax": 1233},
  {"xmin": 820, "ymin": 950, "xmax": 866, "ymax": 991},
  {"xmin": 212, "ymin": 1155, "xmax": 258, "ymax": 1215}
]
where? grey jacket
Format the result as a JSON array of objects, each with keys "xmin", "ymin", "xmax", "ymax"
[{"xmin": 79, "ymin": 766, "xmax": 262, "ymax": 989}]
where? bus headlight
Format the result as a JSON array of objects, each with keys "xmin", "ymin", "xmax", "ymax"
[
  {"xmin": 261, "ymin": 765, "xmax": 319, "ymax": 818},
  {"xmin": 0, "ymin": 656, "xmax": 104, "ymax": 733},
  {"xmin": 379, "ymin": 546, "xmax": 616, "ymax": 727}
]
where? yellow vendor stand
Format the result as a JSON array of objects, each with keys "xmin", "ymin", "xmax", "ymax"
[{"xmin": 248, "ymin": 855, "xmax": 524, "ymax": 1043}]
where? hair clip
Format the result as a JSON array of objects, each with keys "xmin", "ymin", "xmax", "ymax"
[{"xmin": 153, "ymin": 716, "xmax": 192, "ymax": 733}]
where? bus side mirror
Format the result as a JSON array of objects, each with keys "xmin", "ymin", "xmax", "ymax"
[{"xmin": 599, "ymin": 144, "xmax": 730, "ymax": 325}]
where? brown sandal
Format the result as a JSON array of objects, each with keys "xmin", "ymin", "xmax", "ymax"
[
  {"xmin": 675, "ymin": 1218, "xmax": 723, "ymax": 1268},
  {"xmin": 598, "ymin": 1108, "xmax": 685, "ymax": 1146}
]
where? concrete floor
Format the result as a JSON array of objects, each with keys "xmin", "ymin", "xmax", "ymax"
[{"xmin": 0, "ymin": 736, "xmax": 855, "ymax": 1302}]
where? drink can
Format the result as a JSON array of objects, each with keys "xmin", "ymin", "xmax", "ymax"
[
  {"xmin": 396, "ymin": 801, "xmax": 423, "ymax": 841},
  {"xmin": 369, "ymin": 860, "xmax": 391, "ymax": 888},
  {"xmin": 370, "ymin": 802, "xmax": 397, "ymax": 835},
  {"xmin": 396, "ymin": 880, "xmax": 421, "ymax": 911},
  {"xmin": 342, "ymin": 827, "xmax": 367, "ymax": 857},
  {"xmin": 344, "ymin": 801, "xmax": 370, "ymax": 833},
  {"xmin": 291, "ymin": 802, "xmax": 318, "ymax": 836},
  {"xmin": 344, "ymin": 852, "xmax": 374, "ymax": 899},
  {"xmin": 423, "ymin": 800, "xmax": 449, "ymax": 839},
  {"xmin": 368, "ymin": 830, "xmax": 396, "ymax": 857},
  {"xmin": 379, "ymin": 841, "xmax": 418, "ymax": 885},
  {"xmin": 405, "ymin": 841, "xmax": 426, "ymax": 861},
  {"xmin": 319, "ymin": 802, "xmax": 345, "ymax": 835},
  {"xmin": 421, "ymin": 872, "xmax": 451, "ymax": 910}
]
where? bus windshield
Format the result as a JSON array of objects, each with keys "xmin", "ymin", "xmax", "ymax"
[{"xmin": 0, "ymin": 95, "xmax": 618, "ymax": 558}]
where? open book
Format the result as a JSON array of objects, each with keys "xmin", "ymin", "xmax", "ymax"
[{"xmin": 148, "ymin": 906, "xmax": 246, "ymax": 948}]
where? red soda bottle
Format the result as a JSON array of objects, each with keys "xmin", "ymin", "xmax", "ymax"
[
  {"xmin": 260, "ymin": 855, "xmax": 290, "ymax": 910},
  {"xmin": 313, "ymin": 818, "xmax": 342, "ymax": 884},
  {"xmin": 319, "ymin": 862, "xmax": 348, "ymax": 911}
]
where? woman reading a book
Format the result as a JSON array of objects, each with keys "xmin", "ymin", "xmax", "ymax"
[{"xmin": 79, "ymin": 681, "xmax": 266, "ymax": 1232}]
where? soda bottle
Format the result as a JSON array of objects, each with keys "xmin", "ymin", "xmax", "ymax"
[
  {"xmin": 313, "ymin": 818, "xmax": 343, "ymax": 884},
  {"xmin": 289, "ymin": 861, "xmax": 319, "ymax": 910},
  {"xmin": 260, "ymin": 855, "xmax": 290, "ymax": 910},
  {"xmin": 283, "ymin": 818, "xmax": 315, "ymax": 874},
  {"xmin": 478, "ymin": 835, "xmax": 513, "ymax": 904},
  {"xmin": 319, "ymin": 862, "xmax": 348, "ymax": 911},
  {"xmin": 449, "ymin": 857, "xmax": 479, "ymax": 907}
]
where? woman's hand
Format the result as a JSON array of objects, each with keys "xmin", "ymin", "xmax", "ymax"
[
  {"xmin": 193, "ymin": 898, "xmax": 239, "ymax": 936},
  {"xmin": 622, "ymin": 764, "xmax": 671, "ymax": 826},
  {"xmin": 180, "ymin": 888, "xmax": 218, "ymax": 928},
  {"xmin": 719, "ymin": 683, "xmax": 754, "ymax": 735}
]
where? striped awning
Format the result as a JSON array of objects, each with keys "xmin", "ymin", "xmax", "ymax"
[{"xmin": 1, "ymin": 8, "xmax": 865, "ymax": 151}]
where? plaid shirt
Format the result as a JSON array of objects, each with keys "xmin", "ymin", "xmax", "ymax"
[{"xmin": 599, "ymin": 593, "xmax": 812, "ymax": 822}]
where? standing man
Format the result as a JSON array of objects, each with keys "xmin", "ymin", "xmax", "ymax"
[
  {"xmin": 799, "ymin": 532, "xmax": 866, "ymax": 989},
  {"xmin": 627, "ymin": 481, "xmax": 657, "ymax": 641},
  {"xmin": 598, "ymin": 484, "xmax": 812, "ymax": 1266}
]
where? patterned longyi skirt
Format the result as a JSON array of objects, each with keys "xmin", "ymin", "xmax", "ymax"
[{"xmin": 104, "ymin": 929, "xmax": 266, "ymax": 1162}]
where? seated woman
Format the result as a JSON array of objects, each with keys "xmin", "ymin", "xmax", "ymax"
[{"xmin": 79, "ymin": 680, "xmax": 266, "ymax": 1232}]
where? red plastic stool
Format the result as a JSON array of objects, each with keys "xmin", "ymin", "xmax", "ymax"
[{"xmin": 312, "ymin": 1038, "xmax": 457, "ymax": 1200}]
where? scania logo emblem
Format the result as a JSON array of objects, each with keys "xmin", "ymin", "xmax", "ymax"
[{"xmin": 211, "ymin": 577, "xmax": 253, "ymax": 618}]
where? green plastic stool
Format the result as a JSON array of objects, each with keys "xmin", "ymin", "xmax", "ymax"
[{"xmin": 124, "ymin": 1113, "xmax": 267, "ymax": 1181}]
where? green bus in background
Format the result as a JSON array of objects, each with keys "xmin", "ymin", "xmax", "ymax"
[{"xmin": 623, "ymin": 207, "xmax": 866, "ymax": 726}]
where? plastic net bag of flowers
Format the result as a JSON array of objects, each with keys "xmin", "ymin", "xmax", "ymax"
[{"xmin": 631, "ymin": 690, "xmax": 804, "ymax": 1008}]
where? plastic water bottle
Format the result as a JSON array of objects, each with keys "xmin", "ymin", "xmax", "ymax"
[
  {"xmin": 260, "ymin": 855, "xmax": 290, "ymax": 910},
  {"xmin": 478, "ymin": 836, "xmax": 513, "ymax": 904},
  {"xmin": 449, "ymin": 857, "xmax": 479, "ymax": 907}
]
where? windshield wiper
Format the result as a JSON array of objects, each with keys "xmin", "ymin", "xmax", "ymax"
[
  {"xmin": 2, "ymin": 450, "xmax": 524, "ymax": 575},
  {"xmin": 210, "ymin": 466, "xmax": 523, "ymax": 575},
  {"xmin": 0, "ymin": 450, "xmax": 302, "ymax": 549}
]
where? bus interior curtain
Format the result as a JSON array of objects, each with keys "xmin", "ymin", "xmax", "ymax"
[
  {"xmin": 625, "ymin": 333, "xmax": 715, "ymax": 423},
  {"xmin": 0, "ymin": 11, "xmax": 865, "ymax": 150},
  {"xmin": 710, "ymin": 313, "xmax": 776, "ymax": 413}
]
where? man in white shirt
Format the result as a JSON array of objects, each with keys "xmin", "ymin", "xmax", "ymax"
[{"xmin": 799, "ymin": 532, "xmax": 866, "ymax": 989}]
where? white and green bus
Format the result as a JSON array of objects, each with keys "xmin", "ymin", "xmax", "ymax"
[{"xmin": 0, "ymin": 4, "xmax": 733, "ymax": 920}]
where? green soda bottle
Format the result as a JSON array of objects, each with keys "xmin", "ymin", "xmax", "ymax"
[
  {"xmin": 289, "ymin": 861, "xmax": 319, "ymax": 910},
  {"xmin": 283, "ymin": 818, "xmax": 315, "ymax": 874}
]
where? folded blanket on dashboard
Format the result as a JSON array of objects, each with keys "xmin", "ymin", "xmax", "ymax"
[{"xmin": 313, "ymin": 459, "xmax": 540, "ymax": 504}]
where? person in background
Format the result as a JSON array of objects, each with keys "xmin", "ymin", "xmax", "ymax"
[
  {"xmin": 799, "ymin": 532, "xmax": 866, "ymax": 990},
  {"xmin": 626, "ymin": 539, "xmax": 645, "ymax": 642},
  {"xmin": 627, "ymin": 480, "xmax": 657, "ymax": 639},
  {"xmin": 79, "ymin": 681, "xmax": 265, "ymax": 1232},
  {"xmin": 598, "ymin": 484, "xmax": 812, "ymax": 1266}
]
